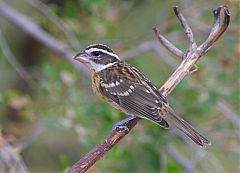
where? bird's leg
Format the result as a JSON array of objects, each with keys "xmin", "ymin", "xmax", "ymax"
[{"xmin": 112, "ymin": 115, "xmax": 139, "ymax": 133}]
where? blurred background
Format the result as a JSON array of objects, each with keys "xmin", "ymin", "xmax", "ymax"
[{"xmin": 0, "ymin": 0, "xmax": 239, "ymax": 173}]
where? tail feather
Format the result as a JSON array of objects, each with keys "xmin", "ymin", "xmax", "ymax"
[{"xmin": 165, "ymin": 108, "xmax": 211, "ymax": 147}]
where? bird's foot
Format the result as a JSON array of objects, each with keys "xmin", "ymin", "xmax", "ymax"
[{"xmin": 112, "ymin": 116, "xmax": 137, "ymax": 133}]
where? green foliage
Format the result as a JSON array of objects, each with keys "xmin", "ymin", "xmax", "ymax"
[
  {"xmin": 167, "ymin": 159, "xmax": 184, "ymax": 173},
  {"xmin": 0, "ymin": 92, "xmax": 3, "ymax": 103},
  {"xmin": 59, "ymin": 154, "xmax": 71, "ymax": 172},
  {"xmin": 80, "ymin": 0, "xmax": 108, "ymax": 9}
]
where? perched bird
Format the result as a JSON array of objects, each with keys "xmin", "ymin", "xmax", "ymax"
[{"xmin": 74, "ymin": 44, "xmax": 211, "ymax": 147}]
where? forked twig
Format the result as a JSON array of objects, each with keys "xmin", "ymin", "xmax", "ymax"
[
  {"xmin": 153, "ymin": 29, "xmax": 184, "ymax": 58},
  {"xmin": 67, "ymin": 5, "xmax": 230, "ymax": 173},
  {"xmin": 173, "ymin": 6, "xmax": 197, "ymax": 53},
  {"xmin": 198, "ymin": 5, "xmax": 230, "ymax": 55},
  {"xmin": 154, "ymin": 5, "xmax": 230, "ymax": 95}
]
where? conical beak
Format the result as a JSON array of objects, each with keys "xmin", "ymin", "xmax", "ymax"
[{"xmin": 73, "ymin": 50, "xmax": 91, "ymax": 64}]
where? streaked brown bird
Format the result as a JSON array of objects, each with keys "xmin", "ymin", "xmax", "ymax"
[{"xmin": 74, "ymin": 44, "xmax": 211, "ymax": 147}]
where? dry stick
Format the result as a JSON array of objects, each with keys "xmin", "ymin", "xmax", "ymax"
[
  {"xmin": 173, "ymin": 6, "xmax": 197, "ymax": 52},
  {"xmin": 67, "ymin": 5, "xmax": 230, "ymax": 173},
  {"xmin": 156, "ymin": 5, "xmax": 229, "ymax": 95}
]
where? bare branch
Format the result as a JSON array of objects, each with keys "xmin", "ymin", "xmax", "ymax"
[
  {"xmin": 153, "ymin": 41, "xmax": 240, "ymax": 129},
  {"xmin": 217, "ymin": 101, "xmax": 240, "ymax": 129},
  {"xmin": 166, "ymin": 144, "xmax": 195, "ymax": 173},
  {"xmin": 198, "ymin": 5, "xmax": 230, "ymax": 55},
  {"xmin": 0, "ymin": 0, "xmax": 89, "ymax": 76},
  {"xmin": 173, "ymin": 6, "xmax": 197, "ymax": 52},
  {"xmin": 158, "ymin": 5, "xmax": 229, "ymax": 96},
  {"xmin": 0, "ymin": 134, "xmax": 30, "ymax": 173},
  {"xmin": 23, "ymin": 0, "xmax": 81, "ymax": 50},
  {"xmin": 16, "ymin": 118, "xmax": 47, "ymax": 149},
  {"xmin": 0, "ymin": 28, "xmax": 36, "ymax": 88},
  {"xmin": 121, "ymin": 41, "xmax": 156, "ymax": 61},
  {"xmin": 153, "ymin": 28, "xmax": 184, "ymax": 58},
  {"xmin": 67, "ymin": 117, "xmax": 140, "ymax": 173},
  {"xmin": 159, "ymin": 51, "xmax": 199, "ymax": 96},
  {"xmin": 120, "ymin": 40, "xmax": 179, "ymax": 68}
]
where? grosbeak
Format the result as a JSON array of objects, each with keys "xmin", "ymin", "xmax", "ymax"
[{"xmin": 74, "ymin": 44, "xmax": 210, "ymax": 147}]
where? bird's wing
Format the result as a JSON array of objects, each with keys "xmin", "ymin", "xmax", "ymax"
[{"xmin": 98, "ymin": 62, "xmax": 169, "ymax": 128}]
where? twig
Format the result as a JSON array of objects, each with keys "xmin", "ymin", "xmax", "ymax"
[
  {"xmin": 23, "ymin": 0, "xmax": 81, "ymax": 50},
  {"xmin": 154, "ymin": 5, "xmax": 230, "ymax": 96},
  {"xmin": 152, "ymin": 29, "xmax": 184, "ymax": 58},
  {"xmin": 153, "ymin": 40, "xmax": 240, "ymax": 129},
  {"xmin": 121, "ymin": 40, "xmax": 179, "ymax": 67},
  {"xmin": 173, "ymin": 6, "xmax": 197, "ymax": 52},
  {"xmin": 121, "ymin": 41, "xmax": 157, "ymax": 61},
  {"xmin": 67, "ymin": 5, "xmax": 230, "ymax": 173},
  {"xmin": 0, "ymin": 28, "xmax": 37, "ymax": 89},
  {"xmin": 16, "ymin": 118, "xmax": 47, "ymax": 149},
  {"xmin": 216, "ymin": 101, "xmax": 240, "ymax": 128},
  {"xmin": 198, "ymin": 5, "xmax": 230, "ymax": 55},
  {"xmin": 166, "ymin": 144, "xmax": 195, "ymax": 173},
  {"xmin": 0, "ymin": 0, "xmax": 89, "ymax": 76},
  {"xmin": 0, "ymin": 134, "xmax": 30, "ymax": 173},
  {"xmin": 67, "ymin": 117, "xmax": 140, "ymax": 173}
]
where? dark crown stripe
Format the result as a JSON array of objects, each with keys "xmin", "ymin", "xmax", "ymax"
[{"xmin": 86, "ymin": 44, "xmax": 114, "ymax": 53}]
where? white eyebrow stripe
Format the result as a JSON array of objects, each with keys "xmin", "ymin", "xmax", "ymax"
[{"xmin": 86, "ymin": 48, "xmax": 120, "ymax": 60}]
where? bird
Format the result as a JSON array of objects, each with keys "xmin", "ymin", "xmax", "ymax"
[{"xmin": 73, "ymin": 44, "xmax": 211, "ymax": 147}]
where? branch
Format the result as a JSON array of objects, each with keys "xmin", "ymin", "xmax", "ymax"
[
  {"xmin": 0, "ymin": 0, "xmax": 89, "ymax": 76},
  {"xmin": 23, "ymin": 0, "xmax": 81, "ymax": 50},
  {"xmin": 198, "ymin": 5, "xmax": 230, "ymax": 55},
  {"xmin": 0, "ymin": 134, "xmax": 30, "ymax": 173},
  {"xmin": 173, "ymin": 6, "xmax": 197, "ymax": 52},
  {"xmin": 216, "ymin": 101, "xmax": 240, "ymax": 128},
  {"xmin": 0, "ymin": 28, "xmax": 36, "ymax": 88},
  {"xmin": 67, "ymin": 5, "xmax": 230, "ymax": 173},
  {"xmin": 154, "ymin": 5, "xmax": 230, "ymax": 95},
  {"xmin": 152, "ymin": 29, "xmax": 184, "ymax": 58},
  {"xmin": 67, "ymin": 117, "xmax": 140, "ymax": 173},
  {"xmin": 166, "ymin": 144, "xmax": 195, "ymax": 173}
]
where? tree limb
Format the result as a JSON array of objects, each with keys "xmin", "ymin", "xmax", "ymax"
[{"xmin": 67, "ymin": 5, "xmax": 230, "ymax": 173}]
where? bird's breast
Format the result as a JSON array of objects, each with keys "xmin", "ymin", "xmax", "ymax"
[
  {"xmin": 91, "ymin": 72, "xmax": 122, "ymax": 111},
  {"xmin": 91, "ymin": 72, "xmax": 101, "ymax": 96}
]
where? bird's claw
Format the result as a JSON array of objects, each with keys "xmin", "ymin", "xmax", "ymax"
[
  {"xmin": 112, "ymin": 124, "xmax": 130, "ymax": 133},
  {"xmin": 111, "ymin": 116, "xmax": 137, "ymax": 133}
]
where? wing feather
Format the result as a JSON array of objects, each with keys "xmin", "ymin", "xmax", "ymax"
[{"xmin": 98, "ymin": 63, "xmax": 169, "ymax": 128}]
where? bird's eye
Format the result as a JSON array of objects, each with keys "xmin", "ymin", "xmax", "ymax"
[{"xmin": 92, "ymin": 51, "xmax": 102, "ymax": 57}]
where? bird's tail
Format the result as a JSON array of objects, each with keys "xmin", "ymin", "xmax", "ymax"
[{"xmin": 164, "ymin": 107, "xmax": 211, "ymax": 147}]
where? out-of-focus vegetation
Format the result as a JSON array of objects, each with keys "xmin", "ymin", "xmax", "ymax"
[{"xmin": 0, "ymin": 0, "xmax": 239, "ymax": 173}]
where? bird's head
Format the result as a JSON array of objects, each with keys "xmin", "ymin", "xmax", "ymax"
[{"xmin": 74, "ymin": 44, "xmax": 120, "ymax": 72}]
